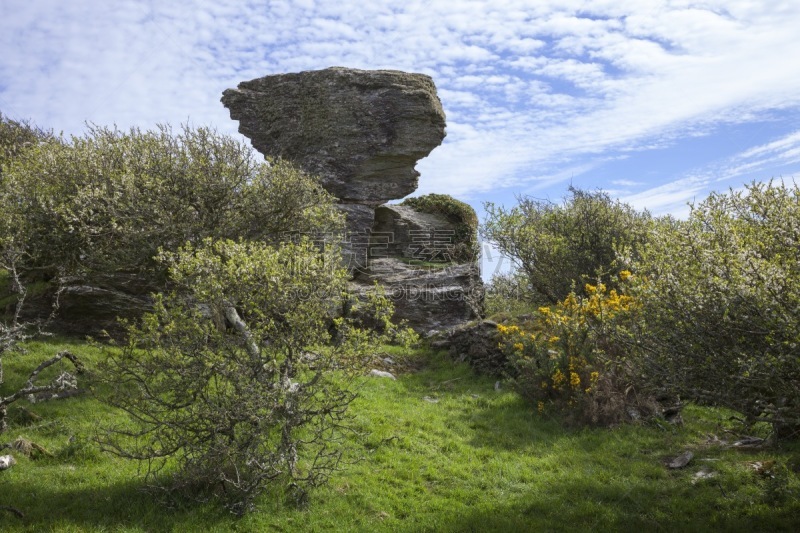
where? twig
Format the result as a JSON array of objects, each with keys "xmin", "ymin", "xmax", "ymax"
[
  {"xmin": 433, "ymin": 377, "xmax": 463, "ymax": 390},
  {"xmin": 0, "ymin": 505, "xmax": 25, "ymax": 519}
]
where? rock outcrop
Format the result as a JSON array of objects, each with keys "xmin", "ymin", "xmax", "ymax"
[
  {"xmin": 221, "ymin": 67, "xmax": 445, "ymax": 206},
  {"xmin": 15, "ymin": 273, "xmax": 154, "ymax": 337},
  {"xmin": 222, "ymin": 67, "xmax": 446, "ymax": 270},
  {"xmin": 350, "ymin": 258, "xmax": 483, "ymax": 334},
  {"xmin": 371, "ymin": 204, "xmax": 457, "ymax": 261},
  {"xmin": 223, "ymin": 67, "xmax": 483, "ymax": 333}
]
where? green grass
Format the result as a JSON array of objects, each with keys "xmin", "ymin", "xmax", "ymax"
[{"xmin": 1, "ymin": 339, "xmax": 799, "ymax": 532}]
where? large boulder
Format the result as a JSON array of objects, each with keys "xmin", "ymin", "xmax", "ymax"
[
  {"xmin": 221, "ymin": 67, "xmax": 446, "ymax": 206},
  {"xmin": 11, "ymin": 273, "xmax": 154, "ymax": 337},
  {"xmin": 223, "ymin": 67, "xmax": 484, "ymax": 333}
]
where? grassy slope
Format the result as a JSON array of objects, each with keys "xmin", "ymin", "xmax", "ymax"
[{"xmin": 1, "ymin": 340, "xmax": 798, "ymax": 532}]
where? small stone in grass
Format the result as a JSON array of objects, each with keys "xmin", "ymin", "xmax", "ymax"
[
  {"xmin": 369, "ymin": 369, "xmax": 396, "ymax": 380},
  {"xmin": 0, "ymin": 455, "xmax": 16, "ymax": 470},
  {"xmin": 668, "ymin": 450, "xmax": 694, "ymax": 469}
]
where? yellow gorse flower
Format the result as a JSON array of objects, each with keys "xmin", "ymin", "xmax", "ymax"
[{"xmin": 552, "ymin": 369, "xmax": 566, "ymax": 389}]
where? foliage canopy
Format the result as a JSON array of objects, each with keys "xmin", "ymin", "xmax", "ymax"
[
  {"xmin": 0, "ymin": 121, "xmax": 342, "ymax": 292},
  {"xmin": 630, "ymin": 181, "xmax": 800, "ymax": 438},
  {"xmin": 482, "ymin": 187, "xmax": 651, "ymax": 305}
]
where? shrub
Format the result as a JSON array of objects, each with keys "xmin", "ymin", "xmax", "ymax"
[
  {"xmin": 0, "ymin": 124, "xmax": 342, "ymax": 291},
  {"xmin": 97, "ymin": 237, "xmax": 393, "ymax": 513},
  {"xmin": 482, "ymin": 187, "xmax": 650, "ymax": 304},
  {"xmin": 0, "ymin": 115, "xmax": 86, "ymax": 437},
  {"xmin": 499, "ymin": 273, "xmax": 658, "ymax": 425},
  {"xmin": 484, "ymin": 271, "xmax": 535, "ymax": 318},
  {"xmin": 0, "ymin": 112, "xmax": 55, "ymax": 177},
  {"xmin": 630, "ymin": 181, "xmax": 800, "ymax": 439}
]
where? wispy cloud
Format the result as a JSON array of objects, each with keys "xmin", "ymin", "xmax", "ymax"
[
  {"xmin": 619, "ymin": 128, "xmax": 800, "ymax": 217},
  {"xmin": 612, "ymin": 179, "xmax": 642, "ymax": 187}
]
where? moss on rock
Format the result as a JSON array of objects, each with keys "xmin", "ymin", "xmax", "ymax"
[{"xmin": 401, "ymin": 194, "xmax": 479, "ymax": 262}]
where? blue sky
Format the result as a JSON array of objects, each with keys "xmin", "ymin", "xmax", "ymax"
[{"xmin": 3, "ymin": 1, "xmax": 800, "ymax": 277}]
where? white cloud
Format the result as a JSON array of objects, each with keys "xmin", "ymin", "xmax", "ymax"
[
  {"xmin": 612, "ymin": 179, "xmax": 643, "ymax": 187},
  {"xmin": 620, "ymin": 176, "xmax": 707, "ymax": 217},
  {"xmin": 617, "ymin": 127, "xmax": 800, "ymax": 217},
  {"xmin": 735, "ymin": 130, "xmax": 800, "ymax": 162}
]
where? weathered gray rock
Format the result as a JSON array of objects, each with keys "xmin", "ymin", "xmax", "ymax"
[
  {"xmin": 371, "ymin": 204, "xmax": 461, "ymax": 262},
  {"xmin": 14, "ymin": 274, "xmax": 153, "ymax": 337},
  {"xmin": 668, "ymin": 451, "xmax": 694, "ymax": 469},
  {"xmin": 435, "ymin": 320, "xmax": 507, "ymax": 376},
  {"xmin": 0, "ymin": 455, "xmax": 16, "ymax": 470},
  {"xmin": 336, "ymin": 203, "xmax": 374, "ymax": 270},
  {"xmin": 222, "ymin": 67, "xmax": 446, "ymax": 205},
  {"xmin": 350, "ymin": 258, "xmax": 483, "ymax": 334},
  {"xmin": 368, "ymin": 369, "xmax": 397, "ymax": 380},
  {"xmin": 224, "ymin": 67, "xmax": 483, "ymax": 333}
]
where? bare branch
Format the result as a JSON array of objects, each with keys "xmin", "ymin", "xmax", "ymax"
[
  {"xmin": 0, "ymin": 351, "xmax": 83, "ymax": 433},
  {"xmin": 0, "ymin": 506, "xmax": 24, "ymax": 519}
]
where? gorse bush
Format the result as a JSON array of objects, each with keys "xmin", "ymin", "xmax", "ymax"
[
  {"xmin": 498, "ymin": 273, "xmax": 657, "ymax": 425},
  {"xmin": 630, "ymin": 181, "xmax": 800, "ymax": 439},
  {"xmin": 489, "ymin": 181, "xmax": 800, "ymax": 438},
  {"xmin": 483, "ymin": 187, "xmax": 651, "ymax": 305}
]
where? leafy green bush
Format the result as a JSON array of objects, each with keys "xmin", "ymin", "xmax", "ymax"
[
  {"xmin": 630, "ymin": 181, "xmax": 800, "ymax": 439},
  {"xmin": 0, "ymin": 124, "xmax": 342, "ymax": 289},
  {"xmin": 484, "ymin": 271, "xmax": 536, "ymax": 318},
  {"xmin": 401, "ymin": 193, "xmax": 479, "ymax": 262},
  {"xmin": 483, "ymin": 187, "xmax": 650, "ymax": 304},
  {"xmin": 98, "ymin": 237, "xmax": 393, "ymax": 513},
  {"xmin": 0, "ymin": 112, "xmax": 55, "ymax": 178}
]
